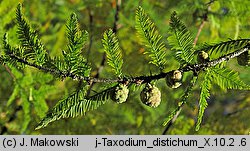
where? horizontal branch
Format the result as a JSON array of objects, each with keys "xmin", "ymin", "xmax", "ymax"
[{"xmin": 7, "ymin": 45, "xmax": 249, "ymax": 84}]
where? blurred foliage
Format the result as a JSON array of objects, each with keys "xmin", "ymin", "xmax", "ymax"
[{"xmin": 0, "ymin": 0, "xmax": 250, "ymax": 134}]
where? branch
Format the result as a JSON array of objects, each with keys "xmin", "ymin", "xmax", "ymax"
[
  {"xmin": 225, "ymin": 105, "xmax": 250, "ymax": 117},
  {"xmin": 181, "ymin": 46, "xmax": 249, "ymax": 73},
  {"xmin": 3, "ymin": 65, "xmax": 15, "ymax": 79},
  {"xmin": 193, "ymin": 0, "xmax": 214, "ymax": 46},
  {"xmin": 7, "ymin": 45, "xmax": 249, "ymax": 84},
  {"xmin": 112, "ymin": 0, "xmax": 121, "ymax": 33},
  {"xmin": 162, "ymin": 109, "xmax": 181, "ymax": 135},
  {"xmin": 193, "ymin": 20, "xmax": 206, "ymax": 47}
]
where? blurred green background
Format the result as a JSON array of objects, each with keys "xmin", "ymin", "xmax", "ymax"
[{"xmin": 0, "ymin": 0, "xmax": 250, "ymax": 134}]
